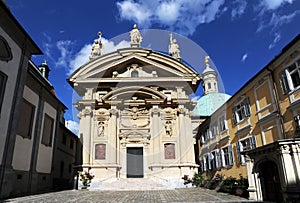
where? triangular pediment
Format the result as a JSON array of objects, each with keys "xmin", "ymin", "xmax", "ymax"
[{"xmin": 68, "ymin": 48, "xmax": 200, "ymax": 85}]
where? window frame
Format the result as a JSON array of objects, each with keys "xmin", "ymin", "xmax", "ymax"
[
  {"xmin": 220, "ymin": 145, "xmax": 234, "ymax": 167},
  {"xmin": 219, "ymin": 115, "xmax": 228, "ymax": 132},
  {"xmin": 17, "ymin": 99, "xmax": 35, "ymax": 139},
  {"xmin": 0, "ymin": 71, "xmax": 7, "ymax": 116},
  {"xmin": 280, "ymin": 58, "xmax": 300, "ymax": 94},
  {"xmin": 236, "ymin": 135, "xmax": 256, "ymax": 165},
  {"xmin": 41, "ymin": 113, "xmax": 54, "ymax": 147},
  {"xmin": 232, "ymin": 97, "xmax": 251, "ymax": 124}
]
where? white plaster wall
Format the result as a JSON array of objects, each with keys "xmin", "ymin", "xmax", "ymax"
[
  {"xmin": 11, "ymin": 86, "xmax": 39, "ymax": 171},
  {"xmin": 36, "ymin": 102, "xmax": 57, "ymax": 173},
  {"xmin": 0, "ymin": 26, "xmax": 22, "ymax": 164}
]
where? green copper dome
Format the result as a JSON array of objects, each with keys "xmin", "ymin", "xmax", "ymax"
[{"xmin": 193, "ymin": 93, "xmax": 231, "ymax": 116}]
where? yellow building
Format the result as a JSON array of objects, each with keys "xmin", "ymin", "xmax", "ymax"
[{"xmin": 196, "ymin": 34, "xmax": 300, "ymax": 202}]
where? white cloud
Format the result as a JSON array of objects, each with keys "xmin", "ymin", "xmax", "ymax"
[
  {"xmin": 65, "ymin": 120, "xmax": 79, "ymax": 135},
  {"xmin": 117, "ymin": 0, "xmax": 152, "ymax": 26},
  {"xmin": 68, "ymin": 44, "xmax": 91, "ymax": 75},
  {"xmin": 269, "ymin": 10, "xmax": 300, "ymax": 29},
  {"xmin": 102, "ymin": 38, "xmax": 131, "ymax": 54},
  {"xmin": 261, "ymin": 0, "xmax": 294, "ymax": 10},
  {"xmin": 56, "ymin": 40, "xmax": 74, "ymax": 67},
  {"xmin": 156, "ymin": 2, "xmax": 180, "ymax": 24},
  {"xmin": 241, "ymin": 53, "xmax": 248, "ymax": 62},
  {"xmin": 116, "ymin": 0, "xmax": 226, "ymax": 36},
  {"xmin": 67, "ymin": 38, "xmax": 130, "ymax": 76},
  {"xmin": 268, "ymin": 32, "xmax": 281, "ymax": 49},
  {"xmin": 231, "ymin": 0, "xmax": 247, "ymax": 19}
]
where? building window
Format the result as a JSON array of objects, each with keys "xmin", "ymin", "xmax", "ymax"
[
  {"xmin": 210, "ymin": 122, "xmax": 218, "ymax": 138},
  {"xmin": 219, "ymin": 115, "xmax": 228, "ymax": 132},
  {"xmin": 208, "ymin": 82, "xmax": 211, "ymax": 89},
  {"xmin": 17, "ymin": 99, "xmax": 35, "ymax": 139},
  {"xmin": 62, "ymin": 134, "xmax": 67, "ymax": 145},
  {"xmin": 200, "ymin": 127, "xmax": 211, "ymax": 144},
  {"xmin": 0, "ymin": 71, "xmax": 7, "ymax": 115},
  {"xmin": 220, "ymin": 145, "xmax": 234, "ymax": 167},
  {"xmin": 280, "ymin": 59, "xmax": 300, "ymax": 94},
  {"xmin": 41, "ymin": 114, "xmax": 54, "ymax": 147},
  {"xmin": 236, "ymin": 135, "xmax": 256, "ymax": 165},
  {"xmin": 294, "ymin": 115, "xmax": 300, "ymax": 136},
  {"xmin": 232, "ymin": 97, "xmax": 251, "ymax": 124},
  {"xmin": 95, "ymin": 144, "xmax": 106, "ymax": 160},
  {"xmin": 70, "ymin": 139, "xmax": 74, "ymax": 149},
  {"xmin": 0, "ymin": 35, "xmax": 13, "ymax": 62},
  {"xmin": 209, "ymin": 150, "xmax": 221, "ymax": 171},
  {"xmin": 164, "ymin": 143, "xmax": 175, "ymax": 159}
]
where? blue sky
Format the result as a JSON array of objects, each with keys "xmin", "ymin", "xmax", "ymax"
[{"xmin": 5, "ymin": 0, "xmax": 300, "ymax": 134}]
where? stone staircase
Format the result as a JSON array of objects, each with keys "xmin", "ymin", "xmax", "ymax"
[{"xmin": 88, "ymin": 178, "xmax": 185, "ymax": 191}]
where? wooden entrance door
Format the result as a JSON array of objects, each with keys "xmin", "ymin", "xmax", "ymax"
[
  {"xmin": 127, "ymin": 147, "xmax": 143, "ymax": 178},
  {"xmin": 260, "ymin": 161, "xmax": 283, "ymax": 202}
]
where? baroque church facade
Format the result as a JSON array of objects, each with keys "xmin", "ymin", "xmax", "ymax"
[{"xmin": 68, "ymin": 25, "xmax": 204, "ymax": 183}]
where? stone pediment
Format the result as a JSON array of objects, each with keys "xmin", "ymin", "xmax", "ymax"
[{"xmin": 68, "ymin": 48, "xmax": 200, "ymax": 86}]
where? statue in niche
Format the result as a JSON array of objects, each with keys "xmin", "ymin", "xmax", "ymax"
[
  {"xmin": 98, "ymin": 121, "xmax": 105, "ymax": 136},
  {"xmin": 168, "ymin": 33, "xmax": 181, "ymax": 60},
  {"xmin": 89, "ymin": 32, "xmax": 103, "ymax": 60},
  {"xmin": 130, "ymin": 24, "xmax": 142, "ymax": 47},
  {"xmin": 165, "ymin": 120, "xmax": 172, "ymax": 136}
]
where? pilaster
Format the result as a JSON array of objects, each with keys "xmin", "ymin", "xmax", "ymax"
[
  {"xmin": 151, "ymin": 105, "xmax": 160, "ymax": 164},
  {"xmin": 78, "ymin": 106, "xmax": 92, "ymax": 165}
]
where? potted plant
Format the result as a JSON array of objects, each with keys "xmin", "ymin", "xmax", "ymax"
[{"xmin": 78, "ymin": 168, "xmax": 94, "ymax": 189}]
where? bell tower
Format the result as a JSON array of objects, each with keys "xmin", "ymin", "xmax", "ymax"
[{"xmin": 202, "ymin": 56, "xmax": 218, "ymax": 95}]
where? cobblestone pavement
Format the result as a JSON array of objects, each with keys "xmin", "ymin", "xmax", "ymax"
[{"xmin": 4, "ymin": 188, "xmax": 258, "ymax": 203}]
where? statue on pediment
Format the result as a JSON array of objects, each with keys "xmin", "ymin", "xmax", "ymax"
[
  {"xmin": 89, "ymin": 32, "xmax": 103, "ymax": 60},
  {"xmin": 169, "ymin": 33, "xmax": 181, "ymax": 60},
  {"xmin": 130, "ymin": 24, "xmax": 142, "ymax": 47}
]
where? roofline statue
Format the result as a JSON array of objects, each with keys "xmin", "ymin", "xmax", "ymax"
[
  {"xmin": 89, "ymin": 31, "xmax": 104, "ymax": 60},
  {"xmin": 168, "ymin": 33, "xmax": 181, "ymax": 61},
  {"xmin": 130, "ymin": 24, "xmax": 142, "ymax": 47}
]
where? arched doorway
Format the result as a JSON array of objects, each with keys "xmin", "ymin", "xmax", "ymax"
[{"xmin": 259, "ymin": 161, "xmax": 283, "ymax": 202}]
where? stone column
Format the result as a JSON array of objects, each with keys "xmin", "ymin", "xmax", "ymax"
[
  {"xmin": 78, "ymin": 106, "xmax": 92, "ymax": 165},
  {"xmin": 109, "ymin": 107, "xmax": 118, "ymax": 164},
  {"xmin": 152, "ymin": 105, "xmax": 160, "ymax": 164}
]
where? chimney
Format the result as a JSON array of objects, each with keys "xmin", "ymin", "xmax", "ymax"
[{"xmin": 38, "ymin": 60, "xmax": 50, "ymax": 79}]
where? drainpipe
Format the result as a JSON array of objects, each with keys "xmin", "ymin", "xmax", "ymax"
[{"xmin": 266, "ymin": 67, "xmax": 286, "ymax": 139}]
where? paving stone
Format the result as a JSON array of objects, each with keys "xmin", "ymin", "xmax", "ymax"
[{"xmin": 4, "ymin": 187, "xmax": 260, "ymax": 203}]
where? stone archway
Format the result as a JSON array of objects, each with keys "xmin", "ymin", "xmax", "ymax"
[{"xmin": 259, "ymin": 160, "xmax": 283, "ymax": 202}]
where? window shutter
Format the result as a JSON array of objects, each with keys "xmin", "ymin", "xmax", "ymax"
[
  {"xmin": 203, "ymin": 156, "xmax": 207, "ymax": 171},
  {"xmin": 215, "ymin": 150, "xmax": 220, "ymax": 169},
  {"xmin": 250, "ymin": 135, "xmax": 257, "ymax": 149},
  {"xmin": 279, "ymin": 70, "xmax": 290, "ymax": 94},
  {"xmin": 236, "ymin": 142, "xmax": 242, "ymax": 164},
  {"xmin": 208, "ymin": 154, "xmax": 212, "ymax": 170},
  {"xmin": 200, "ymin": 135, "xmax": 205, "ymax": 144},
  {"xmin": 228, "ymin": 145, "xmax": 234, "ymax": 166},
  {"xmin": 232, "ymin": 107, "xmax": 237, "ymax": 124},
  {"xmin": 244, "ymin": 97, "xmax": 251, "ymax": 117},
  {"xmin": 220, "ymin": 149, "xmax": 225, "ymax": 167}
]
